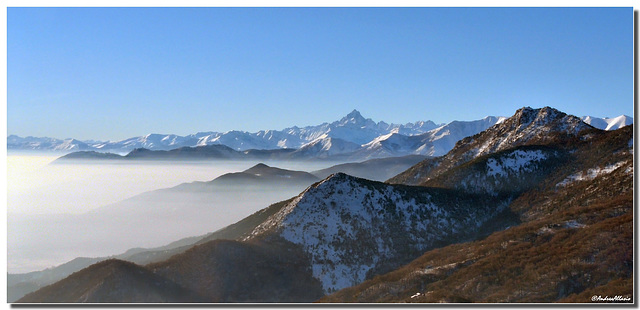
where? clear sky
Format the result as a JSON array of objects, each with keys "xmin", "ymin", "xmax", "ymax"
[{"xmin": 7, "ymin": 7, "xmax": 634, "ymax": 141}]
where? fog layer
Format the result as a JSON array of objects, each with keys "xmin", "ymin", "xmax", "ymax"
[{"xmin": 8, "ymin": 155, "xmax": 335, "ymax": 273}]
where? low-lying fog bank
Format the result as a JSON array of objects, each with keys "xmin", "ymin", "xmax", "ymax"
[{"xmin": 7, "ymin": 154, "xmax": 338, "ymax": 273}]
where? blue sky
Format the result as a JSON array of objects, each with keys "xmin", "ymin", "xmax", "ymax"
[{"xmin": 7, "ymin": 7, "xmax": 634, "ymax": 141}]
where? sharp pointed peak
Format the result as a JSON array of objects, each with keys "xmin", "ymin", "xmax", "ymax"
[
  {"xmin": 338, "ymin": 109, "xmax": 370, "ymax": 126},
  {"xmin": 344, "ymin": 109, "xmax": 364, "ymax": 119}
]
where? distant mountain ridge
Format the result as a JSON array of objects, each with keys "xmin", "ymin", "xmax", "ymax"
[
  {"xmin": 9, "ymin": 110, "xmax": 442, "ymax": 153},
  {"xmin": 581, "ymin": 115, "xmax": 633, "ymax": 130},
  {"xmin": 10, "ymin": 111, "xmax": 631, "ymax": 160}
]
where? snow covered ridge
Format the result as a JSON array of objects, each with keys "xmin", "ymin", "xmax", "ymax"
[
  {"xmin": 248, "ymin": 173, "xmax": 507, "ymax": 293},
  {"xmin": 360, "ymin": 116, "xmax": 507, "ymax": 158},
  {"xmin": 8, "ymin": 110, "xmax": 441, "ymax": 153},
  {"xmin": 8, "ymin": 110, "xmax": 502, "ymax": 159},
  {"xmin": 9, "ymin": 108, "xmax": 632, "ymax": 158}
]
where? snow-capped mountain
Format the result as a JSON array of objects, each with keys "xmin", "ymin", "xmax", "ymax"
[
  {"xmin": 94, "ymin": 134, "xmax": 199, "ymax": 151},
  {"xmin": 9, "ymin": 109, "xmax": 632, "ymax": 161},
  {"xmin": 7, "ymin": 135, "xmax": 92, "ymax": 152},
  {"xmin": 290, "ymin": 135, "xmax": 363, "ymax": 159},
  {"xmin": 389, "ymin": 106, "xmax": 596, "ymax": 185},
  {"xmin": 176, "ymin": 110, "xmax": 444, "ymax": 154},
  {"xmin": 8, "ymin": 110, "xmax": 442, "ymax": 154},
  {"xmin": 581, "ymin": 115, "xmax": 633, "ymax": 130},
  {"xmin": 359, "ymin": 116, "xmax": 506, "ymax": 158}
]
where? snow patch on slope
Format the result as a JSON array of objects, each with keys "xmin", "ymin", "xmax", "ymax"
[
  {"xmin": 486, "ymin": 150, "xmax": 548, "ymax": 177},
  {"xmin": 557, "ymin": 161, "xmax": 628, "ymax": 187}
]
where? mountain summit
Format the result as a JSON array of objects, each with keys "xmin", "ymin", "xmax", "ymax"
[
  {"xmin": 339, "ymin": 109, "xmax": 368, "ymax": 125},
  {"xmin": 389, "ymin": 106, "xmax": 597, "ymax": 185}
]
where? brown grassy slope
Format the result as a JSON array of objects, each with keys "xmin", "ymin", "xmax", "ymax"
[
  {"xmin": 148, "ymin": 237, "xmax": 324, "ymax": 302},
  {"xmin": 320, "ymin": 126, "xmax": 633, "ymax": 303},
  {"xmin": 17, "ymin": 259, "xmax": 205, "ymax": 303}
]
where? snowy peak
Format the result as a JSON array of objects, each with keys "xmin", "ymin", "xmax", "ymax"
[
  {"xmin": 510, "ymin": 106, "xmax": 581, "ymax": 129},
  {"xmin": 339, "ymin": 109, "xmax": 367, "ymax": 126},
  {"xmin": 464, "ymin": 106, "xmax": 591, "ymax": 157},
  {"xmin": 12, "ymin": 106, "xmax": 625, "ymax": 159},
  {"xmin": 358, "ymin": 116, "xmax": 505, "ymax": 159},
  {"xmin": 292, "ymin": 136, "xmax": 362, "ymax": 158},
  {"xmin": 581, "ymin": 115, "xmax": 633, "ymax": 130},
  {"xmin": 52, "ymin": 139, "xmax": 91, "ymax": 151},
  {"xmin": 390, "ymin": 107, "xmax": 596, "ymax": 185}
]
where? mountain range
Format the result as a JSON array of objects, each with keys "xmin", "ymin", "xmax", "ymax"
[
  {"xmin": 9, "ymin": 111, "xmax": 632, "ymax": 161},
  {"xmin": 9, "ymin": 110, "xmax": 441, "ymax": 153},
  {"xmin": 14, "ymin": 106, "xmax": 634, "ymax": 303}
]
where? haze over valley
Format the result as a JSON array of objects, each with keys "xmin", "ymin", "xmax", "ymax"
[{"xmin": 8, "ymin": 110, "xmax": 503, "ymax": 274}]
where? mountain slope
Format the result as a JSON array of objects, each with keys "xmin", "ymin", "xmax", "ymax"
[
  {"xmin": 245, "ymin": 173, "xmax": 511, "ymax": 293},
  {"xmin": 422, "ymin": 145, "xmax": 570, "ymax": 197},
  {"xmin": 289, "ymin": 135, "xmax": 362, "ymax": 159},
  {"xmin": 148, "ymin": 238, "xmax": 324, "ymax": 302},
  {"xmin": 320, "ymin": 125, "xmax": 633, "ymax": 303},
  {"xmin": 203, "ymin": 163, "xmax": 320, "ymax": 186},
  {"xmin": 17, "ymin": 260, "xmax": 205, "ymax": 303},
  {"xmin": 17, "ymin": 173, "xmax": 512, "ymax": 302}
]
